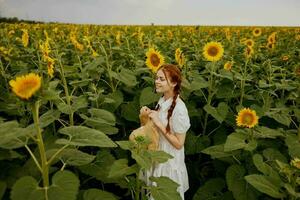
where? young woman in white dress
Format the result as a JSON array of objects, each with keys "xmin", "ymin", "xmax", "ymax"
[{"xmin": 141, "ymin": 64, "xmax": 191, "ymax": 200}]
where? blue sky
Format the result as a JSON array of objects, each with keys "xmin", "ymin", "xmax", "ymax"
[{"xmin": 0, "ymin": 0, "xmax": 299, "ymax": 26}]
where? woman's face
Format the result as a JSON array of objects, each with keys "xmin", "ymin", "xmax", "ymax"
[{"xmin": 155, "ymin": 69, "xmax": 176, "ymax": 93}]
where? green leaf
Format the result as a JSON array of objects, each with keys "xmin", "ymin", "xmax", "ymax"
[
  {"xmin": 111, "ymin": 68, "xmax": 137, "ymax": 87},
  {"xmin": 88, "ymin": 108, "xmax": 116, "ymax": 124},
  {"xmin": 193, "ymin": 178, "xmax": 226, "ymax": 200},
  {"xmin": 185, "ymin": 134, "xmax": 210, "ymax": 155},
  {"xmin": 139, "ymin": 87, "xmax": 160, "ymax": 106},
  {"xmin": 224, "ymin": 131, "xmax": 257, "ymax": 152},
  {"xmin": 39, "ymin": 110, "xmax": 61, "ymax": 128},
  {"xmin": 245, "ymin": 175, "xmax": 285, "ymax": 198},
  {"xmin": 47, "ymin": 148, "xmax": 95, "ymax": 166},
  {"xmin": 285, "ymin": 133, "xmax": 300, "ymax": 158},
  {"xmin": 47, "ymin": 170, "xmax": 80, "ymax": 200},
  {"xmin": 11, "ymin": 176, "xmax": 44, "ymax": 200},
  {"xmin": 116, "ymin": 141, "xmax": 132, "ymax": 150},
  {"xmin": 148, "ymin": 150, "xmax": 173, "ymax": 164},
  {"xmin": 108, "ymin": 159, "xmax": 138, "ymax": 179},
  {"xmin": 267, "ymin": 112, "xmax": 291, "ymax": 126},
  {"xmin": 201, "ymin": 144, "xmax": 235, "ymax": 158},
  {"xmin": 57, "ymin": 126, "xmax": 117, "ymax": 147},
  {"xmin": 0, "ymin": 121, "xmax": 28, "ymax": 149},
  {"xmin": 252, "ymin": 154, "xmax": 281, "ymax": 182},
  {"xmin": 83, "ymin": 189, "xmax": 119, "ymax": 200},
  {"xmin": 149, "ymin": 176, "xmax": 181, "ymax": 200},
  {"xmin": 121, "ymin": 101, "xmax": 139, "ymax": 122},
  {"xmin": 203, "ymin": 102, "xmax": 228, "ymax": 123},
  {"xmin": 226, "ymin": 165, "xmax": 257, "ymax": 200},
  {"xmin": 255, "ymin": 126, "xmax": 284, "ymax": 139}
]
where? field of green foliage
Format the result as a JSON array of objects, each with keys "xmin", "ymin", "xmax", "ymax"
[{"xmin": 0, "ymin": 23, "xmax": 299, "ymax": 200}]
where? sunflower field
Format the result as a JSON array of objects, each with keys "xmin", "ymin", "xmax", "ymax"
[{"xmin": 0, "ymin": 22, "xmax": 299, "ymax": 200}]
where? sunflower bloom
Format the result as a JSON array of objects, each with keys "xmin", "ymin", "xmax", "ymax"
[
  {"xmin": 203, "ymin": 42, "xmax": 224, "ymax": 62},
  {"xmin": 236, "ymin": 108, "xmax": 259, "ymax": 128},
  {"xmin": 224, "ymin": 61, "xmax": 233, "ymax": 71},
  {"xmin": 267, "ymin": 32, "xmax": 276, "ymax": 44},
  {"xmin": 252, "ymin": 28, "xmax": 262, "ymax": 37},
  {"xmin": 145, "ymin": 48, "xmax": 165, "ymax": 72},
  {"xmin": 21, "ymin": 29, "xmax": 29, "ymax": 47},
  {"xmin": 245, "ymin": 46, "xmax": 254, "ymax": 59},
  {"xmin": 175, "ymin": 48, "xmax": 185, "ymax": 67},
  {"xmin": 244, "ymin": 39, "xmax": 255, "ymax": 47},
  {"xmin": 282, "ymin": 55, "xmax": 289, "ymax": 61},
  {"xmin": 9, "ymin": 73, "xmax": 42, "ymax": 100},
  {"xmin": 116, "ymin": 31, "xmax": 122, "ymax": 45},
  {"xmin": 291, "ymin": 158, "xmax": 300, "ymax": 169}
]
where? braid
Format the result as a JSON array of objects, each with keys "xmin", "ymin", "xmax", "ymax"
[{"xmin": 166, "ymin": 91, "xmax": 179, "ymax": 133}]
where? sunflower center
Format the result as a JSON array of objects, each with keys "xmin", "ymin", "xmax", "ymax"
[
  {"xmin": 255, "ymin": 30, "xmax": 259, "ymax": 34},
  {"xmin": 208, "ymin": 46, "xmax": 218, "ymax": 56},
  {"xmin": 19, "ymin": 80, "xmax": 39, "ymax": 93},
  {"xmin": 150, "ymin": 54, "xmax": 160, "ymax": 67},
  {"xmin": 242, "ymin": 113, "xmax": 254, "ymax": 125}
]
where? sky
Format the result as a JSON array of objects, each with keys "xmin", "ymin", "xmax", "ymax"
[{"xmin": 0, "ymin": 0, "xmax": 299, "ymax": 26}]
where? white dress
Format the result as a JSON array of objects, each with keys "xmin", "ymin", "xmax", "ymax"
[{"xmin": 144, "ymin": 96, "xmax": 191, "ymax": 200}]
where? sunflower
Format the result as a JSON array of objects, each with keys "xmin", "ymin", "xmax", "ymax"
[
  {"xmin": 252, "ymin": 28, "xmax": 262, "ymax": 37},
  {"xmin": 244, "ymin": 46, "xmax": 254, "ymax": 59},
  {"xmin": 282, "ymin": 55, "xmax": 289, "ymax": 61},
  {"xmin": 145, "ymin": 48, "xmax": 165, "ymax": 72},
  {"xmin": 203, "ymin": 42, "xmax": 224, "ymax": 62},
  {"xmin": 236, "ymin": 108, "xmax": 259, "ymax": 128},
  {"xmin": 267, "ymin": 32, "xmax": 276, "ymax": 44},
  {"xmin": 21, "ymin": 29, "xmax": 29, "ymax": 47},
  {"xmin": 175, "ymin": 48, "xmax": 185, "ymax": 67},
  {"xmin": 9, "ymin": 73, "xmax": 42, "ymax": 100},
  {"xmin": 224, "ymin": 61, "xmax": 233, "ymax": 71},
  {"xmin": 291, "ymin": 158, "xmax": 300, "ymax": 169},
  {"xmin": 244, "ymin": 39, "xmax": 255, "ymax": 47},
  {"xmin": 295, "ymin": 67, "xmax": 300, "ymax": 76},
  {"xmin": 266, "ymin": 42, "xmax": 275, "ymax": 50}
]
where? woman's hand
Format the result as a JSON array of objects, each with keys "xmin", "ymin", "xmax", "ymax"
[{"xmin": 148, "ymin": 110, "xmax": 161, "ymax": 126}]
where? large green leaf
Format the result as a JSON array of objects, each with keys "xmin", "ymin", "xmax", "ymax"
[
  {"xmin": 185, "ymin": 134, "xmax": 210, "ymax": 155},
  {"xmin": 203, "ymin": 102, "xmax": 228, "ymax": 123},
  {"xmin": 224, "ymin": 131, "xmax": 257, "ymax": 152},
  {"xmin": 81, "ymin": 108, "xmax": 118, "ymax": 135},
  {"xmin": 83, "ymin": 189, "xmax": 119, "ymax": 200},
  {"xmin": 11, "ymin": 176, "xmax": 44, "ymax": 200},
  {"xmin": 39, "ymin": 110, "xmax": 61, "ymax": 128},
  {"xmin": 108, "ymin": 159, "xmax": 138, "ymax": 179},
  {"xmin": 47, "ymin": 148, "xmax": 96, "ymax": 166},
  {"xmin": 56, "ymin": 126, "xmax": 117, "ymax": 147},
  {"xmin": 245, "ymin": 174, "xmax": 285, "ymax": 198},
  {"xmin": 255, "ymin": 126, "xmax": 284, "ymax": 139},
  {"xmin": 285, "ymin": 133, "xmax": 300, "ymax": 158},
  {"xmin": 201, "ymin": 144, "xmax": 235, "ymax": 158},
  {"xmin": 252, "ymin": 154, "xmax": 281, "ymax": 182},
  {"xmin": 139, "ymin": 87, "xmax": 160, "ymax": 106},
  {"xmin": 193, "ymin": 178, "xmax": 226, "ymax": 200},
  {"xmin": 149, "ymin": 176, "xmax": 181, "ymax": 200},
  {"xmin": 47, "ymin": 171, "xmax": 80, "ymax": 200},
  {"xmin": 110, "ymin": 68, "xmax": 137, "ymax": 87},
  {"xmin": 0, "ymin": 121, "xmax": 29, "ymax": 149},
  {"xmin": 226, "ymin": 165, "xmax": 257, "ymax": 200}
]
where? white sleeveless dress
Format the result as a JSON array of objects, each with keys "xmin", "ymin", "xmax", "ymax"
[{"xmin": 143, "ymin": 96, "xmax": 191, "ymax": 200}]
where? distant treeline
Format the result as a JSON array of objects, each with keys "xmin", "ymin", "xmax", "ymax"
[{"xmin": 0, "ymin": 17, "xmax": 44, "ymax": 24}]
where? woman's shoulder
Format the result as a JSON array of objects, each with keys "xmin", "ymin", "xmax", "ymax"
[{"xmin": 174, "ymin": 97, "xmax": 188, "ymax": 113}]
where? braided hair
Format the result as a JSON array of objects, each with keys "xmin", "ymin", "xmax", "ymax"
[{"xmin": 156, "ymin": 64, "xmax": 182, "ymax": 134}]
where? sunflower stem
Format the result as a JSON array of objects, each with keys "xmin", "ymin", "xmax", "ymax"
[
  {"xmin": 100, "ymin": 43, "xmax": 115, "ymax": 92},
  {"xmin": 32, "ymin": 101, "xmax": 49, "ymax": 189},
  {"xmin": 56, "ymin": 51, "xmax": 74, "ymax": 126}
]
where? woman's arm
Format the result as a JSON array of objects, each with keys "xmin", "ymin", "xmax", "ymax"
[{"xmin": 149, "ymin": 110, "xmax": 186, "ymax": 150}]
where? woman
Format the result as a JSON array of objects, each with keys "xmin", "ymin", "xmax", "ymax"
[{"xmin": 141, "ymin": 64, "xmax": 190, "ymax": 200}]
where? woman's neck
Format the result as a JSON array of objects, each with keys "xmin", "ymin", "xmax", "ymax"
[{"xmin": 163, "ymin": 91, "xmax": 175, "ymax": 101}]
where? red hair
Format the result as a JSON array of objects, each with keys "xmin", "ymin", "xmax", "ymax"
[{"xmin": 157, "ymin": 64, "xmax": 182, "ymax": 133}]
